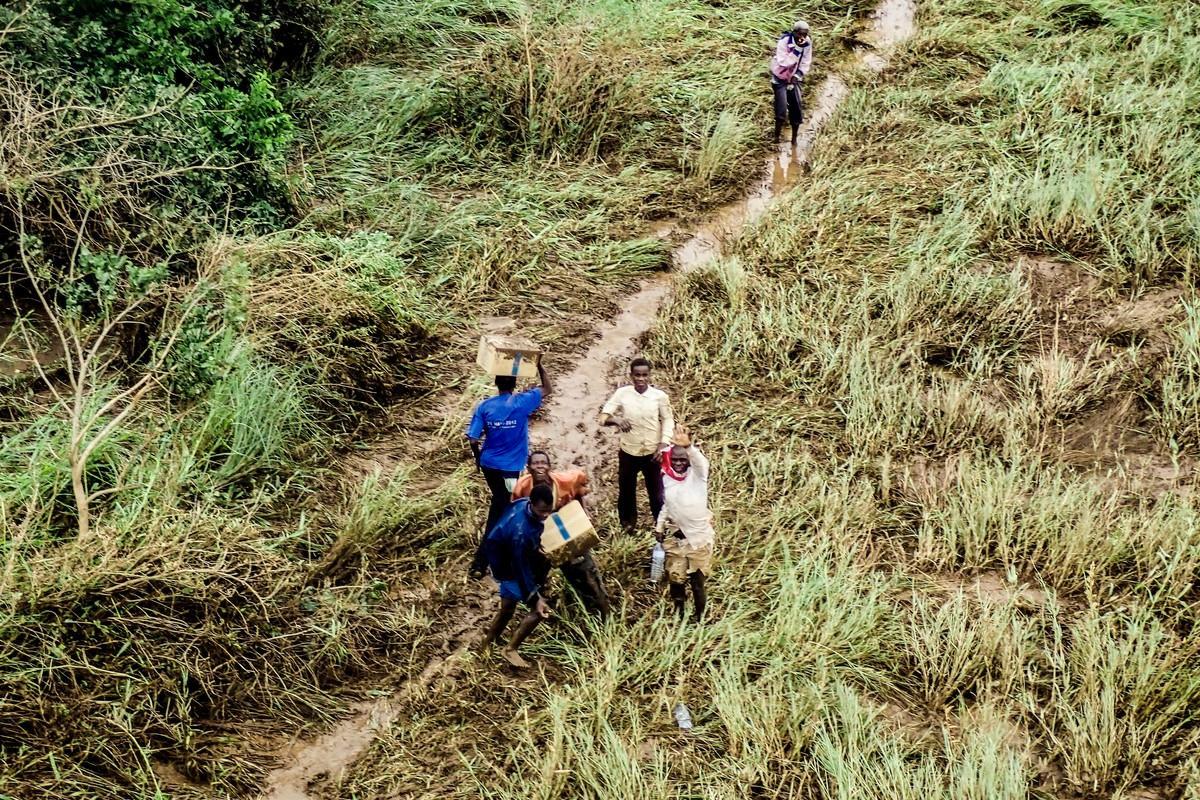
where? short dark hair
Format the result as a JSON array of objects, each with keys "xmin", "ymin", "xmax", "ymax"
[
  {"xmin": 495, "ymin": 375, "xmax": 517, "ymax": 392},
  {"xmin": 528, "ymin": 449, "xmax": 551, "ymax": 465},
  {"xmin": 529, "ymin": 484, "xmax": 554, "ymax": 507},
  {"xmin": 630, "ymin": 357, "xmax": 652, "ymax": 372}
]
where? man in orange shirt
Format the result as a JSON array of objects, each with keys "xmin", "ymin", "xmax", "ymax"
[
  {"xmin": 512, "ymin": 450, "xmax": 609, "ymax": 616},
  {"xmin": 511, "ymin": 450, "xmax": 590, "ymax": 509}
]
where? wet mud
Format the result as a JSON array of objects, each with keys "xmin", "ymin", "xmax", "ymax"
[
  {"xmin": 0, "ymin": 311, "xmax": 67, "ymax": 378},
  {"xmin": 532, "ymin": 0, "xmax": 917, "ymax": 473},
  {"xmin": 258, "ymin": 2, "xmax": 916, "ymax": 796},
  {"xmin": 262, "ymin": 587, "xmax": 492, "ymax": 800}
]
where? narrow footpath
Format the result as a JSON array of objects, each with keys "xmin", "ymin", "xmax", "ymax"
[{"xmin": 260, "ymin": 3, "xmax": 915, "ymax": 796}]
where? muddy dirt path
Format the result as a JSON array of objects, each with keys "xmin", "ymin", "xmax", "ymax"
[
  {"xmin": 259, "ymin": 3, "xmax": 915, "ymax": 797},
  {"xmin": 261, "ymin": 589, "xmax": 491, "ymax": 800},
  {"xmin": 533, "ymin": 0, "xmax": 916, "ymax": 474}
]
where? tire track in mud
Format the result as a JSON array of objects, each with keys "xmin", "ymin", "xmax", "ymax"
[{"xmin": 258, "ymin": 3, "xmax": 915, "ymax": 797}]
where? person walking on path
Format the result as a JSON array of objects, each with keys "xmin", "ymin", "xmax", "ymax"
[
  {"xmin": 770, "ymin": 19, "xmax": 813, "ymax": 145},
  {"xmin": 467, "ymin": 362, "xmax": 552, "ymax": 578},
  {"xmin": 512, "ymin": 450, "xmax": 610, "ymax": 616},
  {"xmin": 654, "ymin": 425, "xmax": 714, "ymax": 622},
  {"xmin": 599, "ymin": 357, "xmax": 675, "ymax": 534},
  {"xmin": 481, "ymin": 485, "xmax": 556, "ymax": 668}
]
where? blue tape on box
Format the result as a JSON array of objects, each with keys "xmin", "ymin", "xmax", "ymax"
[
  {"xmin": 510, "ymin": 351, "xmax": 522, "ymax": 376},
  {"xmin": 552, "ymin": 514, "xmax": 570, "ymax": 541}
]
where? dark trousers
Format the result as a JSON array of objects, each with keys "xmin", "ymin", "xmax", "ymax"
[
  {"xmin": 772, "ymin": 79, "xmax": 803, "ymax": 126},
  {"xmin": 560, "ymin": 551, "xmax": 610, "ymax": 617},
  {"xmin": 471, "ymin": 467, "xmax": 519, "ymax": 574},
  {"xmin": 617, "ymin": 450, "xmax": 663, "ymax": 529}
]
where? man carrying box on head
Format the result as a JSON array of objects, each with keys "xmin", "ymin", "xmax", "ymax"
[
  {"xmin": 655, "ymin": 425, "xmax": 714, "ymax": 623},
  {"xmin": 599, "ymin": 357, "xmax": 674, "ymax": 534},
  {"xmin": 482, "ymin": 484, "xmax": 556, "ymax": 668},
  {"xmin": 512, "ymin": 450, "xmax": 610, "ymax": 617},
  {"xmin": 467, "ymin": 361, "xmax": 552, "ymax": 580}
]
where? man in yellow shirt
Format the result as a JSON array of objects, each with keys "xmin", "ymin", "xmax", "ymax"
[{"xmin": 599, "ymin": 357, "xmax": 675, "ymax": 534}]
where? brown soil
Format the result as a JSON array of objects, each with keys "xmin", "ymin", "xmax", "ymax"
[
  {"xmin": 1016, "ymin": 255, "xmax": 1193, "ymax": 494},
  {"xmin": 255, "ymin": 3, "xmax": 919, "ymax": 796},
  {"xmin": 917, "ymin": 569, "xmax": 1050, "ymax": 610},
  {"xmin": 0, "ymin": 310, "xmax": 67, "ymax": 379},
  {"xmin": 1019, "ymin": 254, "xmax": 1180, "ymax": 358},
  {"xmin": 152, "ymin": 759, "xmax": 210, "ymax": 797},
  {"xmin": 263, "ymin": 581, "xmax": 493, "ymax": 800}
]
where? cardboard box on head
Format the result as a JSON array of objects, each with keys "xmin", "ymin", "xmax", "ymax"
[
  {"xmin": 477, "ymin": 334, "xmax": 542, "ymax": 379},
  {"xmin": 541, "ymin": 500, "xmax": 599, "ymax": 566}
]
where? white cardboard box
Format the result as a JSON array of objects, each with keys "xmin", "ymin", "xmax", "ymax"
[
  {"xmin": 541, "ymin": 500, "xmax": 599, "ymax": 566},
  {"xmin": 477, "ymin": 334, "xmax": 542, "ymax": 378}
]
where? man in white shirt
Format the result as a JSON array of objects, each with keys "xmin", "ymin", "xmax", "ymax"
[
  {"xmin": 654, "ymin": 425, "xmax": 713, "ymax": 622},
  {"xmin": 599, "ymin": 357, "xmax": 675, "ymax": 534}
]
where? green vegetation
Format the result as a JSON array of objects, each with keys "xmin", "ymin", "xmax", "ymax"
[
  {"xmin": 4, "ymin": 0, "xmax": 1199, "ymax": 796},
  {"xmin": 0, "ymin": 0, "xmax": 861, "ymax": 796},
  {"xmin": 329, "ymin": 0, "xmax": 1200, "ymax": 798}
]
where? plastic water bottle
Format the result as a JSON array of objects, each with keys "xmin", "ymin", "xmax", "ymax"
[
  {"xmin": 673, "ymin": 702, "xmax": 693, "ymax": 731},
  {"xmin": 650, "ymin": 542, "xmax": 666, "ymax": 583}
]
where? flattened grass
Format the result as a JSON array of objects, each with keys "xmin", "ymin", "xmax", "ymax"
[
  {"xmin": 334, "ymin": 0, "xmax": 1200, "ymax": 797},
  {"xmin": 0, "ymin": 0, "xmax": 880, "ymax": 795}
]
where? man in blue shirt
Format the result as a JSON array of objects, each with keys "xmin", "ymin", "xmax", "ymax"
[
  {"xmin": 482, "ymin": 485, "xmax": 555, "ymax": 668},
  {"xmin": 467, "ymin": 362, "xmax": 552, "ymax": 579}
]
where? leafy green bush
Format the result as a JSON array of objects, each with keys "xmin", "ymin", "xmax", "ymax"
[
  {"xmin": 0, "ymin": 0, "xmax": 321, "ymax": 260},
  {"xmin": 164, "ymin": 261, "xmax": 250, "ymax": 399}
]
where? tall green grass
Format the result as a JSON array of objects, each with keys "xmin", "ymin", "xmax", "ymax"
[
  {"xmin": 0, "ymin": 0, "xmax": 874, "ymax": 793},
  {"xmin": 8, "ymin": 0, "xmax": 1200, "ymax": 795},
  {"xmin": 331, "ymin": 0, "xmax": 1200, "ymax": 798},
  {"xmin": 1155, "ymin": 301, "xmax": 1200, "ymax": 450}
]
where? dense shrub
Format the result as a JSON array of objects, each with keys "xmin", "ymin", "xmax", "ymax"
[{"xmin": 0, "ymin": 0, "xmax": 327, "ymax": 260}]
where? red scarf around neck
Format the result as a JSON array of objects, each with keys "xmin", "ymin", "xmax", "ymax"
[{"xmin": 661, "ymin": 450, "xmax": 687, "ymax": 482}]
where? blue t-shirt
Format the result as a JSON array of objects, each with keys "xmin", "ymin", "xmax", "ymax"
[
  {"xmin": 466, "ymin": 388, "xmax": 543, "ymax": 471},
  {"xmin": 483, "ymin": 499, "xmax": 549, "ymax": 601}
]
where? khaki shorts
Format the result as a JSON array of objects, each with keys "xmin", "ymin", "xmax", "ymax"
[{"xmin": 663, "ymin": 536, "xmax": 713, "ymax": 583}]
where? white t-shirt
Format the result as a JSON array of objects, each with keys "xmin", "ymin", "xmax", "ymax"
[{"xmin": 656, "ymin": 445, "xmax": 714, "ymax": 549}]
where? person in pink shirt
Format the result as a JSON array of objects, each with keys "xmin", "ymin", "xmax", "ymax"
[{"xmin": 769, "ymin": 20, "xmax": 813, "ymax": 145}]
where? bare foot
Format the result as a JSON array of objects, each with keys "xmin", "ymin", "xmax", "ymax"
[{"xmin": 501, "ymin": 647, "xmax": 531, "ymax": 669}]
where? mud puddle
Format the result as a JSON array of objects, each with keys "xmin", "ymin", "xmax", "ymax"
[
  {"xmin": 258, "ymin": 2, "xmax": 915, "ymax": 796},
  {"xmin": 264, "ymin": 699, "xmax": 394, "ymax": 800}
]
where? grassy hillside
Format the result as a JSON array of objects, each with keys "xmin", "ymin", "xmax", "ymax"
[
  {"xmin": 6, "ymin": 0, "xmax": 1197, "ymax": 796},
  {"xmin": 0, "ymin": 0, "xmax": 861, "ymax": 796},
  {"xmin": 327, "ymin": 0, "xmax": 1200, "ymax": 797}
]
